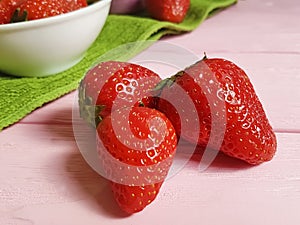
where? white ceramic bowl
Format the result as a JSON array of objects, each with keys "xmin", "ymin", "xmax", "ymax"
[{"xmin": 0, "ymin": 0, "xmax": 111, "ymax": 77}]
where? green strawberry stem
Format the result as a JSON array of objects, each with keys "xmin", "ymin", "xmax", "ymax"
[
  {"xmin": 78, "ymin": 82, "xmax": 105, "ymax": 128},
  {"xmin": 87, "ymin": 0, "xmax": 98, "ymax": 5},
  {"xmin": 153, "ymin": 53, "xmax": 208, "ymax": 96},
  {"xmin": 10, "ymin": 8, "xmax": 28, "ymax": 23}
]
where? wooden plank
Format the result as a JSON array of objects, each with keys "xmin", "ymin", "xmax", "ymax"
[
  {"xmin": 0, "ymin": 122, "xmax": 299, "ymax": 225},
  {"xmin": 1, "ymin": 0, "xmax": 300, "ymax": 225},
  {"xmin": 166, "ymin": 0, "xmax": 300, "ymax": 54}
]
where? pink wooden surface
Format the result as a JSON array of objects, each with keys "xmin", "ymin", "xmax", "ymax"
[{"xmin": 1, "ymin": 0, "xmax": 300, "ymax": 224}]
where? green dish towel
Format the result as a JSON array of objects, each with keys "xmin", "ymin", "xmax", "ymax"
[{"xmin": 0, "ymin": 0, "xmax": 236, "ymax": 131}]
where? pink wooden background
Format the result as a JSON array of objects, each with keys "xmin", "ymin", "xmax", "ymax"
[{"xmin": 1, "ymin": 0, "xmax": 300, "ymax": 224}]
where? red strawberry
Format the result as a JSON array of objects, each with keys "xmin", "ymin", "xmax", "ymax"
[
  {"xmin": 96, "ymin": 106, "xmax": 177, "ymax": 213},
  {"xmin": 154, "ymin": 57, "xmax": 277, "ymax": 165},
  {"xmin": 144, "ymin": 0, "xmax": 190, "ymax": 23},
  {"xmin": 79, "ymin": 61, "xmax": 161, "ymax": 127},
  {"xmin": 0, "ymin": 0, "xmax": 24, "ymax": 24},
  {"xmin": 15, "ymin": 0, "xmax": 87, "ymax": 21}
]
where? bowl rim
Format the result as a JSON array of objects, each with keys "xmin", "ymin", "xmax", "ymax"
[{"xmin": 0, "ymin": 0, "xmax": 112, "ymax": 31}]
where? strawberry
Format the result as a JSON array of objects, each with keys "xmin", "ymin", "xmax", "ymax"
[
  {"xmin": 144, "ymin": 0, "xmax": 190, "ymax": 23},
  {"xmin": 79, "ymin": 61, "xmax": 161, "ymax": 127},
  {"xmin": 154, "ymin": 57, "xmax": 277, "ymax": 165},
  {"xmin": 0, "ymin": 0, "xmax": 24, "ymax": 24},
  {"xmin": 15, "ymin": 0, "xmax": 87, "ymax": 21},
  {"xmin": 96, "ymin": 106, "xmax": 177, "ymax": 213}
]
